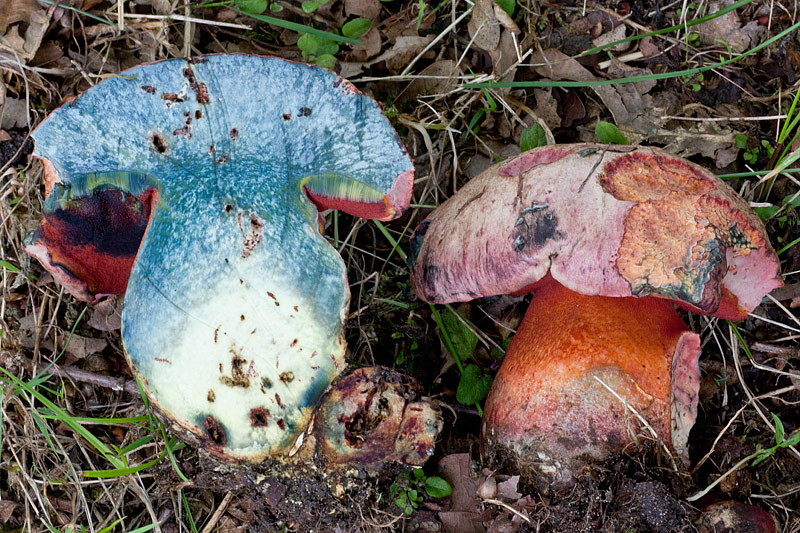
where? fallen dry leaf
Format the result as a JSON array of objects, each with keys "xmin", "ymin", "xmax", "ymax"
[
  {"xmin": 467, "ymin": 0, "xmax": 500, "ymax": 52},
  {"xmin": 397, "ymin": 59, "xmax": 459, "ymax": 104},
  {"xmin": 345, "ymin": 0, "xmax": 381, "ymax": 21},
  {"xmin": 88, "ymin": 297, "xmax": 123, "ymax": 332},
  {"xmin": 0, "ymin": 0, "xmax": 40, "ymax": 33},
  {"xmin": 697, "ymin": 0, "xmax": 766, "ymax": 53}
]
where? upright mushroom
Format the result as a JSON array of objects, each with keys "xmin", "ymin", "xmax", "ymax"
[
  {"xmin": 409, "ymin": 144, "xmax": 781, "ymax": 483},
  {"xmin": 26, "ymin": 54, "xmax": 441, "ymax": 465}
]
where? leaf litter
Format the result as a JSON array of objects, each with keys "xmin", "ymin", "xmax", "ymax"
[{"xmin": 1, "ymin": 0, "xmax": 800, "ymax": 531}]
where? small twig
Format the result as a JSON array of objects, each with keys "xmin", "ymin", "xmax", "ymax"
[
  {"xmin": 10, "ymin": 355, "xmax": 140, "ymax": 395},
  {"xmin": 200, "ymin": 492, "xmax": 234, "ymax": 533},
  {"xmin": 483, "ymin": 498, "xmax": 531, "ymax": 523}
]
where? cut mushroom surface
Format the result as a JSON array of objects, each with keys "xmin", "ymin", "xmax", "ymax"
[{"xmin": 26, "ymin": 55, "xmax": 414, "ymax": 460}]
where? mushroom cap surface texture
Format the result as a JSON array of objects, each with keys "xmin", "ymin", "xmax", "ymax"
[
  {"xmin": 410, "ymin": 144, "xmax": 781, "ymax": 319},
  {"xmin": 25, "ymin": 55, "xmax": 414, "ymax": 461}
]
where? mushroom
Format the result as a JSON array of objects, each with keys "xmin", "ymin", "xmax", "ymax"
[
  {"xmin": 409, "ymin": 144, "xmax": 781, "ymax": 483},
  {"xmin": 25, "ymin": 54, "xmax": 440, "ymax": 465}
]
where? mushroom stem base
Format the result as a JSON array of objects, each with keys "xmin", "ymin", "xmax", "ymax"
[{"xmin": 481, "ymin": 275, "xmax": 700, "ymax": 485}]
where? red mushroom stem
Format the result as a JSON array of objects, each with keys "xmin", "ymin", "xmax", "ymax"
[{"xmin": 482, "ymin": 274, "xmax": 701, "ymax": 483}]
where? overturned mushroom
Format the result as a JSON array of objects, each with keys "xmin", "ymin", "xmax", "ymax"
[
  {"xmin": 26, "ymin": 55, "xmax": 439, "ymax": 465},
  {"xmin": 409, "ymin": 144, "xmax": 781, "ymax": 483}
]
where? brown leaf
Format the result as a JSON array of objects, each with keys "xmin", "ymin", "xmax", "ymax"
[
  {"xmin": 397, "ymin": 59, "xmax": 459, "ymax": 104},
  {"xmin": 371, "ymin": 35, "xmax": 433, "ymax": 73},
  {"xmin": 491, "ymin": 30, "xmax": 517, "ymax": 83},
  {"xmin": 88, "ymin": 297, "xmax": 123, "ymax": 332},
  {"xmin": 468, "ymin": 0, "xmax": 500, "ymax": 52},
  {"xmin": 697, "ymin": 0, "xmax": 766, "ymax": 53},
  {"xmin": 438, "ymin": 453, "xmax": 481, "ymax": 512},
  {"xmin": 439, "ymin": 511, "xmax": 486, "ymax": 533},
  {"xmin": 344, "ymin": 0, "xmax": 381, "ymax": 21},
  {"xmin": 0, "ymin": 501, "xmax": 16, "ymax": 523},
  {"xmin": 62, "ymin": 334, "xmax": 107, "ymax": 360},
  {"xmin": 0, "ymin": 0, "xmax": 40, "ymax": 33},
  {"xmin": 496, "ymin": 476, "xmax": 522, "ymax": 501}
]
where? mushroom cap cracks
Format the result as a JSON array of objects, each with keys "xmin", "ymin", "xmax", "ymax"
[
  {"xmin": 25, "ymin": 55, "xmax": 414, "ymax": 461},
  {"xmin": 409, "ymin": 144, "xmax": 781, "ymax": 319}
]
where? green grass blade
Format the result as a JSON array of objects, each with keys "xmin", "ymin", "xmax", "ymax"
[
  {"xmin": 231, "ymin": 8, "xmax": 361, "ymax": 44},
  {"xmin": 466, "ymin": 20, "xmax": 800, "ymax": 89},
  {"xmin": 0, "ymin": 367, "xmax": 126, "ymax": 468},
  {"xmin": 38, "ymin": 0, "xmax": 117, "ymax": 27},
  {"xmin": 579, "ymin": 0, "xmax": 754, "ymax": 57}
]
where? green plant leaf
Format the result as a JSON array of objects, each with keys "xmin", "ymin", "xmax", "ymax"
[
  {"xmin": 317, "ymin": 40, "xmax": 339, "ymax": 56},
  {"xmin": 424, "ymin": 476, "xmax": 453, "ymax": 498},
  {"xmin": 234, "ymin": 0, "xmax": 267, "ymax": 13},
  {"xmin": 595, "ymin": 121, "xmax": 628, "ymax": 145},
  {"xmin": 456, "ymin": 364, "xmax": 492, "ymax": 405},
  {"xmin": 301, "ymin": 0, "xmax": 319, "ymax": 12},
  {"xmin": 441, "ymin": 308, "xmax": 478, "ymax": 362},
  {"xmin": 753, "ymin": 205, "xmax": 779, "ymax": 220},
  {"xmin": 734, "ymin": 134, "xmax": 748, "ymax": 149},
  {"xmin": 520, "ymin": 124, "xmax": 547, "ymax": 152},
  {"xmin": 773, "ymin": 413, "xmax": 785, "ymax": 445},
  {"xmin": 297, "ymin": 33, "xmax": 318, "ymax": 55},
  {"xmin": 495, "ymin": 0, "xmax": 514, "ymax": 16},
  {"xmin": 342, "ymin": 18, "xmax": 372, "ymax": 38},
  {"xmin": 315, "ymin": 54, "xmax": 337, "ymax": 69}
]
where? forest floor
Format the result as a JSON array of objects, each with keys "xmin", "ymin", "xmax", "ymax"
[{"xmin": 2, "ymin": 0, "xmax": 800, "ymax": 531}]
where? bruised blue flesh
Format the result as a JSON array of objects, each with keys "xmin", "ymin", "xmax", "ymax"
[{"xmin": 30, "ymin": 55, "xmax": 413, "ymax": 460}]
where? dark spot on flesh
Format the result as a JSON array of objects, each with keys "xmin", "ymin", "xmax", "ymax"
[
  {"xmin": 277, "ymin": 418, "xmax": 286, "ymax": 430},
  {"xmin": 151, "ymin": 133, "xmax": 168, "ymax": 153},
  {"xmin": 283, "ymin": 113, "xmax": 291, "ymax": 120},
  {"xmin": 275, "ymin": 393, "xmax": 284, "ymax": 408},
  {"xmin": 216, "ymin": 155, "xmax": 229, "ymax": 165},
  {"xmin": 512, "ymin": 203, "xmax": 565, "ymax": 253},
  {"xmin": 240, "ymin": 314, "xmax": 245, "ymax": 321},
  {"xmin": 242, "ymin": 213, "xmax": 264, "ymax": 259},
  {"xmin": 290, "ymin": 339, "xmax": 298, "ymax": 347},
  {"xmin": 224, "ymin": 204, "xmax": 233, "ymax": 213},
  {"xmin": 188, "ymin": 56, "xmax": 208, "ymax": 64},
  {"xmin": 261, "ymin": 377, "xmax": 273, "ymax": 391},
  {"xmin": 280, "ymin": 371, "xmax": 295, "ymax": 384},
  {"xmin": 219, "ymin": 354, "xmax": 250, "ymax": 388},
  {"xmin": 185, "ymin": 116, "xmax": 192, "ymax": 126},
  {"xmin": 230, "ymin": 128, "xmax": 239, "ymax": 141},
  {"xmin": 207, "ymin": 389, "xmax": 216, "ymax": 402},
  {"xmin": 344, "ymin": 390, "xmax": 390, "ymax": 448},
  {"xmin": 183, "ymin": 67, "xmax": 196, "ymax": 83},
  {"xmin": 208, "ymin": 145, "xmax": 215, "ymax": 155},
  {"xmin": 310, "ymin": 350, "xmax": 317, "ymax": 358},
  {"xmin": 141, "ymin": 85, "xmax": 156, "ymax": 94},
  {"xmin": 195, "ymin": 110, "xmax": 203, "ymax": 119},
  {"xmin": 267, "ymin": 291, "xmax": 279, "ymax": 306},
  {"xmin": 161, "ymin": 93, "xmax": 183, "ymax": 103},
  {"xmin": 250, "ymin": 407, "xmax": 270, "ymax": 427},
  {"xmin": 293, "ymin": 305, "xmax": 299, "ymax": 312},
  {"xmin": 195, "ymin": 83, "xmax": 210, "ymax": 104},
  {"xmin": 299, "ymin": 107, "xmax": 312, "ymax": 117},
  {"xmin": 172, "ymin": 125, "xmax": 191, "ymax": 139},
  {"xmin": 155, "ymin": 357, "xmax": 171, "ymax": 364},
  {"xmin": 214, "ymin": 327, "xmax": 220, "ymax": 343},
  {"xmin": 203, "ymin": 416, "xmax": 227, "ymax": 446}
]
